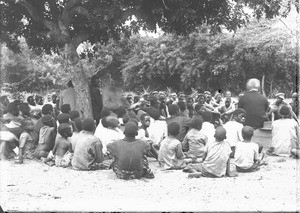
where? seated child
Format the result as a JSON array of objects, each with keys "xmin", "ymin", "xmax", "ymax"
[
  {"xmin": 235, "ymin": 126, "xmax": 266, "ymax": 172},
  {"xmin": 69, "ymin": 117, "xmax": 82, "ymax": 151},
  {"xmin": 267, "ymin": 105, "xmax": 299, "ymax": 157},
  {"xmin": 182, "ymin": 117, "xmax": 208, "ymax": 162},
  {"xmin": 137, "ymin": 113, "xmax": 158, "ymax": 160},
  {"xmin": 34, "ymin": 115, "xmax": 56, "ymax": 159},
  {"xmin": 219, "ymin": 97, "xmax": 235, "ymax": 123},
  {"xmin": 72, "ymin": 118, "xmax": 105, "ymax": 170},
  {"xmin": 0, "ymin": 126, "xmax": 19, "ymax": 160},
  {"xmin": 158, "ymin": 122, "xmax": 186, "ymax": 170},
  {"xmin": 199, "ymin": 111, "xmax": 215, "ymax": 145},
  {"xmin": 183, "ymin": 126, "xmax": 232, "ymax": 178},
  {"xmin": 95, "ymin": 116, "xmax": 123, "ymax": 155},
  {"xmin": 15, "ymin": 118, "xmax": 36, "ymax": 163},
  {"xmin": 223, "ymin": 108, "xmax": 245, "ymax": 156},
  {"xmin": 147, "ymin": 109, "xmax": 168, "ymax": 148},
  {"xmin": 49, "ymin": 123, "xmax": 73, "ymax": 167},
  {"xmin": 107, "ymin": 122, "xmax": 155, "ymax": 180}
]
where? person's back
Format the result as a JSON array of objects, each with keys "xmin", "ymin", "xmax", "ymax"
[
  {"xmin": 199, "ymin": 111, "xmax": 215, "ymax": 144},
  {"xmin": 238, "ymin": 79, "xmax": 268, "ymax": 129},
  {"xmin": 270, "ymin": 106, "xmax": 298, "ymax": 156},
  {"xmin": 72, "ymin": 118, "xmax": 104, "ymax": 170},
  {"xmin": 223, "ymin": 108, "xmax": 246, "ymax": 147},
  {"xmin": 34, "ymin": 115, "xmax": 56, "ymax": 159},
  {"xmin": 107, "ymin": 122, "xmax": 154, "ymax": 179},
  {"xmin": 202, "ymin": 130, "xmax": 231, "ymax": 177},
  {"xmin": 182, "ymin": 128, "xmax": 207, "ymax": 158},
  {"xmin": 59, "ymin": 80, "xmax": 76, "ymax": 110},
  {"xmin": 158, "ymin": 122, "xmax": 186, "ymax": 170},
  {"xmin": 147, "ymin": 109, "xmax": 167, "ymax": 146},
  {"xmin": 108, "ymin": 138, "xmax": 149, "ymax": 171},
  {"xmin": 166, "ymin": 104, "xmax": 189, "ymax": 142}
]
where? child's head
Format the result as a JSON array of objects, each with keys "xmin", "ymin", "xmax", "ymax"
[
  {"xmin": 167, "ymin": 122, "xmax": 180, "ymax": 137},
  {"xmin": 168, "ymin": 104, "xmax": 179, "ymax": 116},
  {"xmin": 177, "ymin": 101, "xmax": 187, "ymax": 112},
  {"xmin": 61, "ymin": 104, "xmax": 71, "ymax": 114},
  {"xmin": 106, "ymin": 116, "xmax": 119, "ymax": 129},
  {"xmin": 242, "ymin": 126, "xmax": 254, "ymax": 141},
  {"xmin": 41, "ymin": 115, "xmax": 55, "ymax": 127},
  {"xmin": 202, "ymin": 111, "xmax": 212, "ymax": 122},
  {"xmin": 82, "ymin": 118, "xmax": 96, "ymax": 133},
  {"xmin": 19, "ymin": 103, "xmax": 31, "ymax": 117},
  {"xmin": 69, "ymin": 110, "xmax": 80, "ymax": 121},
  {"xmin": 42, "ymin": 104, "xmax": 53, "ymax": 116},
  {"xmin": 7, "ymin": 102, "xmax": 20, "ymax": 116},
  {"xmin": 21, "ymin": 118, "xmax": 34, "ymax": 131},
  {"xmin": 187, "ymin": 117, "xmax": 203, "ymax": 130},
  {"xmin": 122, "ymin": 114, "xmax": 130, "ymax": 125},
  {"xmin": 73, "ymin": 117, "xmax": 83, "ymax": 132},
  {"xmin": 278, "ymin": 105, "xmax": 290, "ymax": 118},
  {"xmin": 57, "ymin": 113, "xmax": 70, "ymax": 124},
  {"xmin": 147, "ymin": 108, "xmax": 160, "ymax": 120},
  {"xmin": 101, "ymin": 116, "xmax": 109, "ymax": 128},
  {"xmin": 140, "ymin": 113, "xmax": 150, "ymax": 128},
  {"xmin": 124, "ymin": 122, "xmax": 138, "ymax": 138},
  {"xmin": 58, "ymin": 123, "xmax": 73, "ymax": 138},
  {"xmin": 214, "ymin": 126, "xmax": 226, "ymax": 141},
  {"xmin": 225, "ymin": 98, "xmax": 231, "ymax": 108},
  {"xmin": 233, "ymin": 108, "xmax": 246, "ymax": 124}
]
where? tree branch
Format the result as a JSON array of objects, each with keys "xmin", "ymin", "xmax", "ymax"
[
  {"xmin": 16, "ymin": 0, "xmax": 57, "ymax": 32},
  {"xmin": 61, "ymin": 0, "xmax": 81, "ymax": 28},
  {"xmin": 70, "ymin": 6, "xmax": 90, "ymax": 19}
]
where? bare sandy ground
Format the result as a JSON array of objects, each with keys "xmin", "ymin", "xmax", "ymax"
[{"xmin": 1, "ymin": 154, "xmax": 299, "ymax": 212}]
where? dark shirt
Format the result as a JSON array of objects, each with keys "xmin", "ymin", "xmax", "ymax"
[
  {"xmin": 107, "ymin": 137, "xmax": 150, "ymax": 172},
  {"xmin": 90, "ymin": 86, "xmax": 103, "ymax": 121},
  {"xmin": 238, "ymin": 91, "xmax": 269, "ymax": 129},
  {"xmin": 166, "ymin": 116, "xmax": 190, "ymax": 141}
]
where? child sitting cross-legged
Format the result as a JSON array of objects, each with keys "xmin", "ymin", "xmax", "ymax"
[
  {"xmin": 267, "ymin": 105, "xmax": 299, "ymax": 157},
  {"xmin": 107, "ymin": 122, "xmax": 155, "ymax": 180},
  {"xmin": 158, "ymin": 122, "xmax": 187, "ymax": 170},
  {"xmin": 48, "ymin": 123, "xmax": 73, "ymax": 168},
  {"xmin": 34, "ymin": 115, "xmax": 56, "ymax": 160},
  {"xmin": 182, "ymin": 117, "xmax": 208, "ymax": 163},
  {"xmin": 14, "ymin": 118, "xmax": 36, "ymax": 164},
  {"xmin": 235, "ymin": 126, "xmax": 266, "ymax": 172},
  {"xmin": 183, "ymin": 126, "xmax": 232, "ymax": 178}
]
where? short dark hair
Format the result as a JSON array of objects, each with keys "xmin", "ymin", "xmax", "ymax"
[
  {"xmin": 61, "ymin": 104, "xmax": 71, "ymax": 114},
  {"xmin": 42, "ymin": 104, "xmax": 53, "ymax": 115},
  {"xmin": 177, "ymin": 101, "xmax": 187, "ymax": 112},
  {"xmin": 82, "ymin": 118, "xmax": 95, "ymax": 132},
  {"xmin": 168, "ymin": 104, "xmax": 179, "ymax": 116},
  {"xmin": 140, "ymin": 113, "xmax": 150, "ymax": 121},
  {"xmin": 202, "ymin": 111, "xmax": 212, "ymax": 122},
  {"xmin": 233, "ymin": 108, "xmax": 246, "ymax": 117},
  {"xmin": 74, "ymin": 117, "xmax": 83, "ymax": 132},
  {"xmin": 168, "ymin": 122, "xmax": 180, "ymax": 136}
]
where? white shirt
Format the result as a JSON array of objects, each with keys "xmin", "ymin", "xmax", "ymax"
[
  {"xmin": 148, "ymin": 120, "xmax": 168, "ymax": 145},
  {"xmin": 235, "ymin": 141, "xmax": 259, "ymax": 169},
  {"xmin": 200, "ymin": 122, "xmax": 215, "ymax": 145},
  {"xmin": 223, "ymin": 120, "xmax": 244, "ymax": 147},
  {"xmin": 271, "ymin": 118, "xmax": 298, "ymax": 156}
]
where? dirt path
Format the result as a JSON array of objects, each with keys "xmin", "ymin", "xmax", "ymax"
[{"xmin": 1, "ymin": 155, "xmax": 299, "ymax": 212}]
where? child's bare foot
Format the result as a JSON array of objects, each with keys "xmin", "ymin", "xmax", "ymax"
[
  {"xmin": 188, "ymin": 173, "xmax": 202, "ymax": 179},
  {"xmin": 14, "ymin": 156, "xmax": 23, "ymax": 164}
]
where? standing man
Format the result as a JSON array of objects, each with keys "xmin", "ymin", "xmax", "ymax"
[
  {"xmin": 238, "ymin": 78, "xmax": 269, "ymax": 129},
  {"xmin": 59, "ymin": 80, "xmax": 76, "ymax": 111},
  {"xmin": 90, "ymin": 75, "xmax": 103, "ymax": 125}
]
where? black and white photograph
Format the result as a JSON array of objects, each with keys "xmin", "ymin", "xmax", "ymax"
[{"xmin": 0, "ymin": 0, "xmax": 299, "ymax": 212}]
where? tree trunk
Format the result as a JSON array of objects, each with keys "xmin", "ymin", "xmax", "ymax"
[
  {"xmin": 261, "ymin": 74, "xmax": 266, "ymax": 96},
  {"xmin": 66, "ymin": 43, "xmax": 93, "ymax": 119}
]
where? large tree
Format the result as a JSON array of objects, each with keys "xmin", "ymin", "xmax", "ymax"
[{"xmin": 1, "ymin": 0, "xmax": 292, "ymax": 117}]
